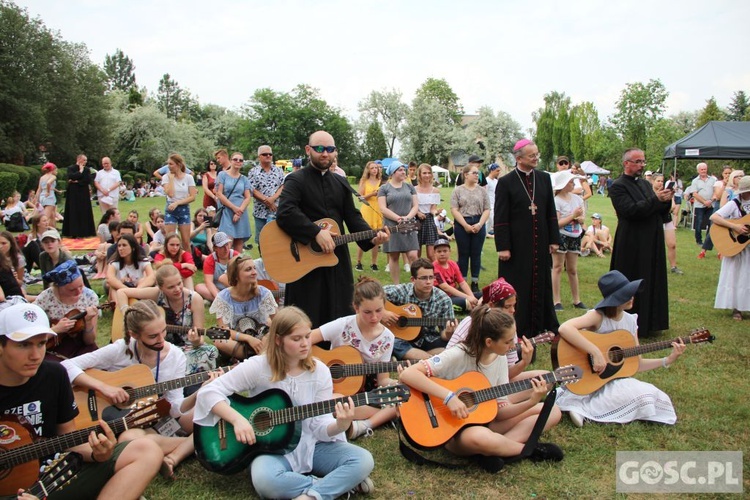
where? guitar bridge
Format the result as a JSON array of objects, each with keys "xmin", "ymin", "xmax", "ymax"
[
  {"xmin": 289, "ymin": 241, "xmax": 300, "ymax": 262},
  {"xmin": 86, "ymin": 389, "xmax": 99, "ymax": 423},
  {"xmin": 218, "ymin": 420, "xmax": 227, "ymax": 451}
]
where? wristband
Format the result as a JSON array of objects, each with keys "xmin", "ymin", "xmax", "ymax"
[
  {"xmin": 662, "ymin": 357, "xmax": 669, "ymax": 369},
  {"xmin": 90, "ymin": 450, "xmax": 100, "ymax": 463},
  {"xmin": 235, "ymin": 332, "xmax": 241, "ymax": 341},
  {"xmin": 443, "ymin": 392, "xmax": 456, "ymax": 405}
]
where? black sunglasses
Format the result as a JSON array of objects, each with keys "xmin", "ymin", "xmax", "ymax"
[
  {"xmin": 309, "ymin": 145, "xmax": 337, "ymax": 154},
  {"xmin": 558, "ymin": 160, "xmax": 569, "ymax": 166},
  {"xmin": 259, "ymin": 153, "xmax": 273, "ymax": 157}
]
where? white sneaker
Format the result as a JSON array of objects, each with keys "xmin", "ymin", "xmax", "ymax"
[
  {"xmin": 350, "ymin": 476, "xmax": 374, "ymax": 496},
  {"xmin": 347, "ymin": 420, "xmax": 374, "ymax": 441},
  {"xmin": 403, "ymin": 263, "xmax": 410, "ymax": 273},
  {"xmin": 569, "ymin": 411, "xmax": 585, "ymax": 427}
]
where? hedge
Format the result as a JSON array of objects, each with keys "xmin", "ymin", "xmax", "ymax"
[{"xmin": 0, "ymin": 172, "xmax": 20, "ymax": 201}]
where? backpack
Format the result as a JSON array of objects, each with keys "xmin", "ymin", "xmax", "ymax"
[{"xmin": 5, "ymin": 212, "xmax": 27, "ymax": 232}]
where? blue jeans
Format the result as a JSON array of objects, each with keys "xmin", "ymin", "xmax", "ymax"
[
  {"xmin": 250, "ymin": 441, "xmax": 373, "ymax": 500},
  {"xmin": 454, "ymin": 215, "xmax": 485, "ymax": 281},
  {"xmin": 255, "ymin": 214, "xmax": 276, "ymax": 245},
  {"xmin": 694, "ymin": 206, "xmax": 713, "ymax": 248}
]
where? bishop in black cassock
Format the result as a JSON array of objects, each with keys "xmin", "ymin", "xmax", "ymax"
[{"xmin": 494, "ymin": 140, "xmax": 560, "ymax": 336}]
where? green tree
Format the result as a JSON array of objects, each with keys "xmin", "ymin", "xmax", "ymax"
[
  {"xmin": 645, "ymin": 118, "xmax": 683, "ymax": 171},
  {"xmin": 104, "ymin": 48, "xmax": 136, "ymax": 92},
  {"xmin": 532, "ymin": 91, "xmax": 572, "ymax": 168},
  {"xmin": 362, "ymin": 122, "xmax": 388, "ymax": 162},
  {"xmin": 358, "ymin": 89, "xmax": 408, "ymax": 157},
  {"xmin": 727, "ymin": 91, "xmax": 749, "ymax": 121},
  {"xmin": 696, "ymin": 97, "xmax": 726, "ymax": 127},
  {"xmin": 612, "ymin": 79, "xmax": 668, "ymax": 148},
  {"xmin": 569, "ymin": 101, "xmax": 601, "ymax": 162},
  {"xmin": 462, "ymin": 106, "xmax": 522, "ymax": 166},
  {"xmin": 401, "ymin": 95, "xmax": 460, "ymax": 165},
  {"xmin": 670, "ymin": 110, "xmax": 699, "ymax": 134},
  {"xmin": 415, "ymin": 78, "xmax": 463, "ymax": 125},
  {"xmin": 156, "ymin": 73, "xmax": 197, "ymax": 121}
]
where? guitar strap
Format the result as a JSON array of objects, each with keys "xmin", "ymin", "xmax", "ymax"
[
  {"xmin": 396, "ymin": 420, "xmax": 465, "ymax": 470},
  {"xmin": 332, "ymin": 173, "xmax": 371, "ymax": 207},
  {"xmin": 733, "ymin": 198, "xmax": 747, "ymax": 216}
]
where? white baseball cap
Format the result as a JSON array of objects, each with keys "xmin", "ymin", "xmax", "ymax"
[{"xmin": 0, "ymin": 303, "xmax": 56, "ymax": 342}]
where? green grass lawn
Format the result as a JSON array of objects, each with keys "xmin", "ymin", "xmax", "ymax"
[{"xmin": 40, "ymin": 188, "xmax": 749, "ymax": 498}]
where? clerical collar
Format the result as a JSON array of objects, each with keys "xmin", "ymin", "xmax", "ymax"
[{"xmin": 516, "ymin": 167, "xmax": 534, "ymax": 176}]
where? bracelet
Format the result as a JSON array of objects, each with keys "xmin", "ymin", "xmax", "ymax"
[
  {"xmin": 443, "ymin": 392, "xmax": 456, "ymax": 405},
  {"xmin": 90, "ymin": 450, "xmax": 100, "ymax": 463},
  {"xmin": 235, "ymin": 332, "xmax": 241, "ymax": 341},
  {"xmin": 662, "ymin": 357, "xmax": 669, "ymax": 369}
]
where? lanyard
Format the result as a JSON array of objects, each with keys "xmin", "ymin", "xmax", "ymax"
[{"xmin": 134, "ymin": 343, "xmax": 161, "ymax": 382}]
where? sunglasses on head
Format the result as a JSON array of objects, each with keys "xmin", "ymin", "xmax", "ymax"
[{"xmin": 309, "ymin": 145, "xmax": 337, "ymax": 154}]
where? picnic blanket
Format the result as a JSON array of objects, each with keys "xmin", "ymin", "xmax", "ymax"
[{"xmin": 61, "ymin": 237, "xmax": 99, "ymax": 251}]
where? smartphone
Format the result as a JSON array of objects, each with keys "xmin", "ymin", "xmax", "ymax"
[{"xmin": 665, "ymin": 180, "xmax": 675, "ymax": 190}]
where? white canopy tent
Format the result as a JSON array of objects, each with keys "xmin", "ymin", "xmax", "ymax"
[
  {"xmin": 580, "ymin": 161, "xmax": 610, "ymax": 175},
  {"xmin": 431, "ymin": 165, "xmax": 451, "ymax": 185}
]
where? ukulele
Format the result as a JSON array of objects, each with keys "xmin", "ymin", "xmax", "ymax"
[
  {"xmin": 0, "ymin": 399, "xmax": 169, "ymax": 496},
  {"xmin": 551, "ymin": 328, "xmax": 714, "ymax": 395},
  {"xmin": 384, "ymin": 301, "xmax": 453, "ymax": 341},
  {"xmin": 47, "ymin": 302, "xmax": 115, "ymax": 349},
  {"xmin": 72, "ymin": 365, "xmax": 231, "ymax": 429},
  {"xmin": 259, "ymin": 218, "xmax": 419, "ymax": 283},
  {"xmin": 399, "ymin": 366, "xmax": 582, "ymax": 449},
  {"xmin": 23, "ymin": 452, "xmax": 82, "ymax": 499},
  {"xmin": 709, "ymin": 213, "xmax": 750, "ymax": 256},
  {"xmin": 313, "ymin": 345, "xmax": 411, "ymax": 396},
  {"xmin": 194, "ymin": 385, "xmax": 410, "ymax": 475}
]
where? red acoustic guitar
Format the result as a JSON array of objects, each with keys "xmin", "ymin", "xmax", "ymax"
[{"xmin": 399, "ymin": 366, "xmax": 582, "ymax": 449}]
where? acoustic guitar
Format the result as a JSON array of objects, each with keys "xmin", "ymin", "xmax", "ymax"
[
  {"xmin": 72, "ymin": 365, "xmax": 231, "ymax": 429},
  {"xmin": 110, "ymin": 297, "xmax": 136, "ymax": 342},
  {"xmin": 23, "ymin": 452, "xmax": 82, "ymax": 499},
  {"xmin": 709, "ymin": 214, "xmax": 750, "ymax": 256},
  {"xmin": 259, "ymin": 218, "xmax": 419, "ymax": 283},
  {"xmin": 399, "ymin": 366, "xmax": 582, "ymax": 449},
  {"xmin": 550, "ymin": 328, "xmax": 714, "ymax": 395},
  {"xmin": 0, "ymin": 399, "xmax": 169, "ymax": 496},
  {"xmin": 165, "ymin": 324, "xmax": 231, "ymax": 342},
  {"xmin": 194, "ymin": 385, "xmax": 410, "ymax": 475},
  {"xmin": 313, "ymin": 345, "xmax": 410, "ymax": 396},
  {"xmin": 385, "ymin": 301, "xmax": 453, "ymax": 341},
  {"xmin": 47, "ymin": 302, "xmax": 116, "ymax": 349}
]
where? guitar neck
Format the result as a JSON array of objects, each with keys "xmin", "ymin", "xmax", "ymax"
[
  {"xmin": 619, "ymin": 335, "xmax": 695, "ymax": 358},
  {"xmin": 0, "ymin": 418, "xmax": 129, "ymax": 468},
  {"xmin": 332, "ymin": 228, "xmax": 379, "ymax": 247},
  {"xmin": 339, "ymin": 360, "xmax": 410, "ymax": 378},
  {"xmin": 165, "ymin": 324, "xmax": 228, "ymax": 339},
  {"xmin": 469, "ymin": 371, "xmax": 558, "ymax": 405},
  {"xmin": 399, "ymin": 317, "xmax": 452, "ymax": 328},
  {"xmin": 268, "ymin": 391, "xmax": 376, "ymax": 426},
  {"xmin": 127, "ymin": 367, "xmax": 228, "ymax": 401}
]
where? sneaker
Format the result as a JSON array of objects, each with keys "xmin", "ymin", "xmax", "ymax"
[
  {"xmin": 697, "ymin": 250, "xmax": 706, "ymax": 259},
  {"xmin": 403, "ymin": 263, "xmax": 410, "ymax": 273},
  {"xmin": 569, "ymin": 411, "xmax": 585, "ymax": 428},
  {"xmin": 355, "ymin": 262, "xmax": 364, "ymax": 271},
  {"xmin": 670, "ymin": 266, "xmax": 684, "ymax": 275},
  {"xmin": 471, "ymin": 282, "xmax": 480, "ymax": 294},
  {"xmin": 350, "ymin": 476, "xmax": 374, "ymax": 496},
  {"xmin": 529, "ymin": 442, "xmax": 564, "ymax": 462},
  {"xmin": 473, "ymin": 454, "xmax": 505, "ymax": 473},
  {"xmin": 580, "ymin": 248, "xmax": 591, "ymax": 257},
  {"xmin": 370, "ymin": 264, "xmax": 379, "ymax": 271},
  {"xmin": 573, "ymin": 302, "xmax": 588, "ymax": 309},
  {"xmin": 385, "ymin": 264, "xmax": 390, "ymax": 273},
  {"xmin": 554, "ymin": 303, "xmax": 563, "ymax": 311},
  {"xmin": 347, "ymin": 420, "xmax": 374, "ymax": 441},
  {"xmin": 244, "ymin": 243, "xmax": 254, "ymax": 251}
]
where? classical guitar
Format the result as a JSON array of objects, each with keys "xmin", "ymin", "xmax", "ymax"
[
  {"xmin": 551, "ymin": 328, "xmax": 714, "ymax": 395},
  {"xmin": 47, "ymin": 302, "xmax": 116, "ymax": 349},
  {"xmin": 72, "ymin": 365, "xmax": 231, "ymax": 429},
  {"xmin": 399, "ymin": 366, "xmax": 582, "ymax": 449},
  {"xmin": 384, "ymin": 301, "xmax": 453, "ymax": 341},
  {"xmin": 23, "ymin": 452, "xmax": 82, "ymax": 499},
  {"xmin": 709, "ymin": 214, "xmax": 750, "ymax": 256},
  {"xmin": 313, "ymin": 345, "xmax": 410, "ymax": 396},
  {"xmin": 259, "ymin": 218, "xmax": 419, "ymax": 283},
  {"xmin": 194, "ymin": 385, "xmax": 410, "ymax": 475},
  {"xmin": 0, "ymin": 399, "xmax": 169, "ymax": 496}
]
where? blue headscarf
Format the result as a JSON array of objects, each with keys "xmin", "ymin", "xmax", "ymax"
[{"xmin": 43, "ymin": 260, "xmax": 82, "ymax": 286}]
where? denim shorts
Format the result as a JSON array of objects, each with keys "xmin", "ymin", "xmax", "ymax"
[{"xmin": 164, "ymin": 204, "xmax": 191, "ymax": 225}]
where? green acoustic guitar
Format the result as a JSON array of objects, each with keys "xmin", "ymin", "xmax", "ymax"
[{"xmin": 194, "ymin": 385, "xmax": 410, "ymax": 475}]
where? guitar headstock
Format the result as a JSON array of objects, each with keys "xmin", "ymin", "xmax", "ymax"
[
  {"xmin": 553, "ymin": 365, "xmax": 583, "ymax": 386},
  {"xmin": 207, "ymin": 327, "xmax": 231, "ymax": 340},
  {"xmin": 101, "ymin": 301, "xmax": 116, "ymax": 311},
  {"xmin": 125, "ymin": 398, "xmax": 171, "ymax": 429},
  {"xmin": 530, "ymin": 331, "xmax": 555, "ymax": 345},
  {"xmin": 688, "ymin": 328, "xmax": 715, "ymax": 344},
  {"xmin": 394, "ymin": 220, "xmax": 421, "ymax": 234},
  {"xmin": 366, "ymin": 384, "xmax": 411, "ymax": 407},
  {"xmin": 38, "ymin": 451, "xmax": 83, "ymax": 493}
]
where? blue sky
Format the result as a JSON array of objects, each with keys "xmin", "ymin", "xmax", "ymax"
[{"xmin": 16, "ymin": 0, "xmax": 750, "ymax": 134}]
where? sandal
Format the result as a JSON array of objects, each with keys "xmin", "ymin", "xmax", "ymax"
[{"xmin": 732, "ymin": 309, "xmax": 743, "ymax": 321}]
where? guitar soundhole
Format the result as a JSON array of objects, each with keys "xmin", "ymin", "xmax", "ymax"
[
  {"xmin": 328, "ymin": 364, "xmax": 344, "ymax": 380},
  {"xmin": 608, "ymin": 347, "xmax": 624, "ymax": 364},
  {"xmin": 249, "ymin": 408, "xmax": 273, "ymax": 436},
  {"xmin": 457, "ymin": 391, "xmax": 477, "ymax": 410}
]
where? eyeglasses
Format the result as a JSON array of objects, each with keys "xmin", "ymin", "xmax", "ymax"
[
  {"xmin": 259, "ymin": 153, "xmax": 273, "ymax": 157},
  {"xmin": 467, "ymin": 171, "xmax": 479, "ymax": 175},
  {"xmin": 414, "ymin": 275, "xmax": 435, "ymax": 281},
  {"xmin": 626, "ymin": 159, "xmax": 647, "ymax": 165},
  {"xmin": 526, "ymin": 154, "xmax": 542, "ymax": 160},
  {"xmin": 558, "ymin": 160, "xmax": 569, "ymax": 166},
  {"xmin": 231, "ymin": 158, "xmax": 244, "ymax": 162},
  {"xmin": 309, "ymin": 145, "xmax": 337, "ymax": 154}
]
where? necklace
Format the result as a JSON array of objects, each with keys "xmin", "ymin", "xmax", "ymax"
[{"xmin": 515, "ymin": 168, "xmax": 537, "ymax": 215}]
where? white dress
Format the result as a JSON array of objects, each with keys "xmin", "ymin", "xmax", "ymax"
[
  {"xmin": 555, "ymin": 312, "xmax": 677, "ymax": 424},
  {"xmin": 713, "ymin": 200, "xmax": 750, "ymax": 312}
]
